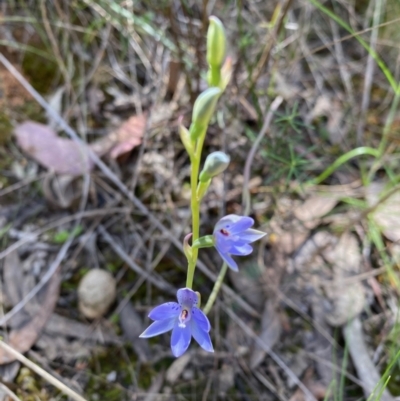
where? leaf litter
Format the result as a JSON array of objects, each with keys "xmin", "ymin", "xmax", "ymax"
[
  {"xmin": 2, "ymin": 2, "xmax": 400, "ymax": 399},
  {"xmin": 0, "ymin": 250, "xmax": 61, "ymax": 364},
  {"xmin": 14, "ymin": 114, "xmax": 146, "ymax": 176}
]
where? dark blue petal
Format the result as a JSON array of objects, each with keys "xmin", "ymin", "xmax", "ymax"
[
  {"xmin": 177, "ymin": 288, "xmax": 198, "ymax": 307},
  {"xmin": 148, "ymin": 302, "xmax": 181, "ymax": 321},
  {"xmin": 228, "ymin": 243, "xmax": 253, "ymax": 256},
  {"xmin": 139, "ymin": 318, "xmax": 175, "ymax": 338},
  {"xmin": 215, "ymin": 244, "xmax": 238, "ymax": 271},
  {"xmin": 171, "ymin": 321, "xmax": 192, "ymax": 357},
  {"xmin": 192, "ymin": 307, "xmax": 211, "ymax": 332},
  {"xmin": 239, "ymin": 228, "xmax": 266, "ymax": 243},
  {"xmin": 191, "ymin": 319, "xmax": 214, "ymax": 353}
]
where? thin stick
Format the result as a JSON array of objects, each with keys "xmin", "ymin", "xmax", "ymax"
[
  {"xmin": 242, "ymin": 96, "xmax": 283, "ymax": 216},
  {"xmin": 203, "ymin": 262, "xmax": 227, "ymax": 315},
  {"xmin": 0, "ymin": 382, "xmax": 21, "ymax": 401},
  {"xmin": 356, "ymin": 0, "xmax": 382, "ymax": 145},
  {"xmin": 0, "ymin": 340, "xmax": 87, "ymax": 401}
]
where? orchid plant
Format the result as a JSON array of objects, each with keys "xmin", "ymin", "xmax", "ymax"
[{"xmin": 140, "ymin": 16, "xmax": 265, "ymax": 357}]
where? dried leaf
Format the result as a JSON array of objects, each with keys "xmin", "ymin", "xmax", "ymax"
[
  {"xmin": 90, "ymin": 115, "xmax": 146, "ymax": 159},
  {"xmin": 293, "ymin": 195, "xmax": 338, "ymax": 229},
  {"xmin": 119, "ymin": 301, "xmax": 151, "ymax": 362},
  {"xmin": 322, "ymin": 233, "xmax": 366, "ymax": 326},
  {"xmin": 42, "ymin": 174, "xmax": 82, "ymax": 209},
  {"xmin": 14, "ymin": 121, "xmax": 92, "ymax": 175},
  {"xmin": 250, "ymin": 300, "xmax": 282, "ymax": 369},
  {"xmin": 291, "ymin": 231, "xmax": 337, "ymax": 272},
  {"xmin": 0, "ymin": 264, "xmax": 61, "ymax": 364},
  {"xmin": 367, "ymin": 182, "xmax": 400, "ymax": 242},
  {"xmin": 344, "ymin": 317, "xmax": 394, "ymax": 401},
  {"xmin": 44, "ymin": 313, "xmax": 118, "ymax": 344},
  {"xmin": 166, "ymin": 352, "xmax": 191, "ymax": 383},
  {"xmin": 323, "ymin": 232, "xmax": 361, "ymax": 275}
]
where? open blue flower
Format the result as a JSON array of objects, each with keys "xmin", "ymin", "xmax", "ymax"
[
  {"xmin": 213, "ymin": 214, "xmax": 266, "ymax": 271},
  {"xmin": 139, "ymin": 288, "xmax": 213, "ymax": 357}
]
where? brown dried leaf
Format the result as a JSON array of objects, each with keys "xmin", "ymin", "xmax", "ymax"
[
  {"xmin": 14, "ymin": 121, "xmax": 92, "ymax": 175},
  {"xmin": 0, "ymin": 265, "xmax": 61, "ymax": 364},
  {"xmin": 90, "ymin": 115, "xmax": 146, "ymax": 159}
]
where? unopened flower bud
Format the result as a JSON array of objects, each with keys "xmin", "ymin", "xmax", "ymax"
[
  {"xmin": 179, "ymin": 120, "xmax": 194, "ymax": 156},
  {"xmin": 207, "ymin": 16, "xmax": 226, "ymax": 68},
  {"xmin": 192, "ymin": 235, "xmax": 215, "ymax": 249},
  {"xmin": 190, "ymin": 87, "xmax": 221, "ymax": 140},
  {"xmin": 183, "ymin": 233, "xmax": 193, "ymax": 261},
  {"xmin": 199, "ymin": 151, "xmax": 230, "ymax": 182}
]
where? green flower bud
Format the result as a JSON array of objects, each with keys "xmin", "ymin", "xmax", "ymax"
[
  {"xmin": 207, "ymin": 16, "xmax": 226, "ymax": 68},
  {"xmin": 196, "ymin": 179, "xmax": 211, "ymax": 200},
  {"xmin": 192, "ymin": 235, "xmax": 215, "ymax": 249},
  {"xmin": 199, "ymin": 151, "xmax": 230, "ymax": 182},
  {"xmin": 190, "ymin": 87, "xmax": 221, "ymax": 140},
  {"xmin": 183, "ymin": 233, "xmax": 193, "ymax": 261},
  {"xmin": 179, "ymin": 120, "xmax": 194, "ymax": 156}
]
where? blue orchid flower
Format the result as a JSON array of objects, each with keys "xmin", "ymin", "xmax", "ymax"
[
  {"xmin": 139, "ymin": 288, "xmax": 213, "ymax": 357},
  {"xmin": 213, "ymin": 214, "xmax": 266, "ymax": 271}
]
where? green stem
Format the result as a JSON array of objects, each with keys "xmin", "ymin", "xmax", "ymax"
[
  {"xmin": 378, "ymin": 90, "xmax": 400, "ymax": 155},
  {"xmin": 208, "ymin": 65, "xmax": 221, "ymax": 87},
  {"xmin": 308, "ymin": 146, "xmax": 379, "ymax": 185},
  {"xmin": 203, "ymin": 262, "xmax": 228, "ymax": 315},
  {"xmin": 186, "ymin": 132, "xmax": 207, "ymax": 289}
]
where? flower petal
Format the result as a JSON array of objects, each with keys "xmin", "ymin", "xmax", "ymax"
[
  {"xmin": 239, "ymin": 228, "xmax": 266, "ymax": 243},
  {"xmin": 139, "ymin": 318, "xmax": 175, "ymax": 338},
  {"xmin": 214, "ymin": 215, "xmax": 255, "ymax": 235},
  {"xmin": 177, "ymin": 288, "xmax": 198, "ymax": 307},
  {"xmin": 228, "ymin": 216, "xmax": 254, "ymax": 234},
  {"xmin": 192, "ymin": 307, "xmax": 211, "ymax": 332},
  {"xmin": 215, "ymin": 244, "xmax": 238, "ymax": 271},
  {"xmin": 171, "ymin": 321, "xmax": 192, "ymax": 357},
  {"xmin": 148, "ymin": 302, "xmax": 181, "ymax": 321},
  {"xmin": 228, "ymin": 243, "xmax": 253, "ymax": 256},
  {"xmin": 191, "ymin": 319, "xmax": 214, "ymax": 353},
  {"xmin": 214, "ymin": 231, "xmax": 232, "ymax": 253},
  {"xmin": 214, "ymin": 214, "xmax": 242, "ymax": 233}
]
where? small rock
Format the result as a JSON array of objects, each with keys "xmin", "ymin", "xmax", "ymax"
[{"xmin": 78, "ymin": 269, "xmax": 116, "ymax": 319}]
